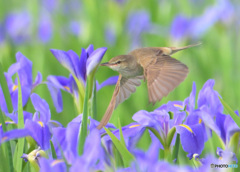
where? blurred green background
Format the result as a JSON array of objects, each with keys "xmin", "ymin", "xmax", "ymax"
[{"xmin": 0, "ymin": 0, "xmax": 239, "ymax": 127}]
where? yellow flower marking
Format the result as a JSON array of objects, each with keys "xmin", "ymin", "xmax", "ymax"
[
  {"xmin": 38, "ymin": 121, "xmax": 44, "ymax": 127},
  {"xmin": 179, "ymin": 124, "xmax": 193, "ymax": 133},
  {"xmin": 51, "ymin": 159, "xmax": 64, "ymax": 166},
  {"xmin": 199, "ymin": 118, "xmax": 202, "ymax": 124},
  {"xmin": 174, "ymin": 104, "xmax": 183, "ymax": 109},
  {"xmin": 12, "ymin": 85, "xmax": 18, "ymax": 91},
  {"xmin": 129, "ymin": 124, "xmax": 140, "ymax": 128},
  {"xmin": 64, "ymin": 86, "xmax": 70, "ymax": 91}
]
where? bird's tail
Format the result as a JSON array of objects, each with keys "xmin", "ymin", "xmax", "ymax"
[
  {"xmin": 161, "ymin": 42, "xmax": 202, "ymax": 55},
  {"xmin": 170, "ymin": 42, "xmax": 202, "ymax": 54}
]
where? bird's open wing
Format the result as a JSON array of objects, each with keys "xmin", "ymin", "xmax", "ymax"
[
  {"xmin": 140, "ymin": 53, "xmax": 188, "ymax": 104},
  {"xmin": 97, "ymin": 75, "xmax": 143, "ymax": 129}
]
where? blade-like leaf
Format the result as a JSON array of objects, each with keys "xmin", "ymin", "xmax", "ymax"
[
  {"xmin": 166, "ymin": 127, "xmax": 176, "ymax": 149},
  {"xmin": 147, "ymin": 127, "xmax": 166, "ymax": 149},
  {"xmin": 78, "ymin": 78, "xmax": 89, "ymax": 155},
  {"xmin": 229, "ymin": 132, "xmax": 240, "ymax": 154},
  {"xmin": 0, "ymin": 62, "xmax": 13, "ymax": 112},
  {"xmin": 0, "ymin": 110, "xmax": 13, "ymax": 172},
  {"xmin": 91, "ymin": 79, "xmax": 97, "ymax": 120},
  {"xmin": 219, "ymin": 97, "xmax": 240, "ymax": 128},
  {"xmin": 50, "ymin": 141, "xmax": 57, "ymax": 159},
  {"xmin": 172, "ymin": 133, "xmax": 180, "ymax": 164},
  {"xmin": 104, "ymin": 127, "xmax": 135, "ymax": 167},
  {"xmin": 118, "ymin": 117, "xmax": 125, "ymax": 147},
  {"xmin": 16, "ymin": 74, "xmax": 25, "ymax": 171},
  {"xmin": 72, "ymin": 74, "xmax": 85, "ymax": 114}
]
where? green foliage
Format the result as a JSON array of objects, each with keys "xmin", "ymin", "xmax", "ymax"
[
  {"xmin": 16, "ymin": 74, "xmax": 25, "ymax": 171},
  {"xmin": 104, "ymin": 127, "xmax": 135, "ymax": 167}
]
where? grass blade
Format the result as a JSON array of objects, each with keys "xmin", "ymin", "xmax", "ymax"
[
  {"xmin": 147, "ymin": 127, "xmax": 166, "ymax": 149},
  {"xmin": 16, "ymin": 74, "xmax": 25, "ymax": 171},
  {"xmin": 219, "ymin": 97, "xmax": 240, "ymax": 128},
  {"xmin": 72, "ymin": 74, "xmax": 85, "ymax": 114},
  {"xmin": 104, "ymin": 127, "xmax": 135, "ymax": 167},
  {"xmin": 91, "ymin": 79, "xmax": 97, "ymax": 120},
  {"xmin": 50, "ymin": 141, "xmax": 57, "ymax": 159},
  {"xmin": 118, "ymin": 118, "xmax": 125, "ymax": 147},
  {"xmin": 172, "ymin": 133, "xmax": 180, "ymax": 164},
  {"xmin": 0, "ymin": 62, "xmax": 13, "ymax": 112},
  {"xmin": 0, "ymin": 110, "xmax": 13, "ymax": 172},
  {"xmin": 78, "ymin": 78, "xmax": 89, "ymax": 155}
]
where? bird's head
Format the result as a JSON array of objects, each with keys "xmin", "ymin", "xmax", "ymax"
[{"xmin": 101, "ymin": 55, "xmax": 135, "ymax": 72}]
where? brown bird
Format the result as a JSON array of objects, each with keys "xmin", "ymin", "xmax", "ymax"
[{"xmin": 97, "ymin": 43, "xmax": 201, "ymax": 129}]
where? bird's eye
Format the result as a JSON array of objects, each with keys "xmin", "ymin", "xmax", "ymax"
[{"xmin": 116, "ymin": 61, "xmax": 121, "ymax": 64}]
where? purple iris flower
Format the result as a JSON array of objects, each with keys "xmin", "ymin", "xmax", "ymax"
[
  {"xmin": 170, "ymin": 0, "xmax": 235, "ymax": 41},
  {"xmin": 51, "ymin": 114, "xmax": 114, "ymax": 163},
  {"xmin": 24, "ymin": 93, "xmax": 62, "ymax": 150},
  {"xmin": 126, "ymin": 10, "xmax": 159, "ymax": 49},
  {"xmin": 217, "ymin": 147, "xmax": 238, "ymax": 163},
  {"xmin": 69, "ymin": 21, "xmax": 81, "ymax": 36},
  {"xmin": 105, "ymin": 25, "xmax": 116, "ymax": 45},
  {"xmin": 48, "ymin": 45, "xmax": 117, "ymax": 113},
  {"xmin": 4, "ymin": 11, "xmax": 31, "ymax": 44},
  {"xmin": 70, "ymin": 129, "xmax": 104, "ymax": 171},
  {"xmin": 38, "ymin": 11, "xmax": 52, "ymax": 43},
  {"xmin": 51, "ymin": 119, "xmax": 105, "ymax": 170},
  {"xmin": 0, "ymin": 52, "xmax": 42, "ymax": 114}
]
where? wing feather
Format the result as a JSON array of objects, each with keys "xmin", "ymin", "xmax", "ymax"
[
  {"xmin": 97, "ymin": 75, "xmax": 143, "ymax": 129},
  {"xmin": 140, "ymin": 54, "xmax": 188, "ymax": 104}
]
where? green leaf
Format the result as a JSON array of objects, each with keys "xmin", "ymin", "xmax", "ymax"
[
  {"xmin": 147, "ymin": 127, "xmax": 166, "ymax": 149},
  {"xmin": 16, "ymin": 74, "xmax": 25, "ymax": 171},
  {"xmin": 50, "ymin": 141, "xmax": 57, "ymax": 159},
  {"xmin": 229, "ymin": 132, "xmax": 240, "ymax": 154},
  {"xmin": 72, "ymin": 74, "xmax": 85, "ymax": 114},
  {"xmin": 118, "ymin": 118, "xmax": 125, "ymax": 147},
  {"xmin": 219, "ymin": 97, "xmax": 240, "ymax": 128},
  {"xmin": 0, "ymin": 62, "xmax": 13, "ymax": 112},
  {"xmin": 91, "ymin": 79, "xmax": 97, "ymax": 120},
  {"xmin": 104, "ymin": 127, "xmax": 135, "ymax": 167},
  {"xmin": 172, "ymin": 133, "xmax": 180, "ymax": 164},
  {"xmin": 166, "ymin": 127, "xmax": 176, "ymax": 149},
  {"xmin": 78, "ymin": 78, "xmax": 90, "ymax": 155},
  {"xmin": 0, "ymin": 110, "xmax": 13, "ymax": 172}
]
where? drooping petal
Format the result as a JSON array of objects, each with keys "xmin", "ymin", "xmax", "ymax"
[
  {"xmin": 47, "ymin": 83, "xmax": 63, "ymax": 113},
  {"xmin": 32, "ymin": 72, "xmax": 42, "ymax": 89},
  {"xmin": 31, "ymin": 93, "xmax": 51, "ymax": 123},
  {"xmin": 176, "ymin": 124, "xmax": 204, "ymax": 158},
  {"xmin": 65, "ymin": 122, "xmax": 80, "ymax": 164},
  {"xmin": 96, "ymin": 76, "xmax": 119, "ymax": 91},
  {"xmin": 0, "ymin": 128, "xmax": 30, "ymax": 144},
  {"xmin": 47, "ymin": 75, "xmax": 71, "ymax": 92},
  {"xmin": 25, "ymin": 120, "xmax": 51, "ymax": 150}
]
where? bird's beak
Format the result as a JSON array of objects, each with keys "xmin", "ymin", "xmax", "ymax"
[{"xmin": 100, "ymin": 62, "xmax": 111, "ymax": 66}]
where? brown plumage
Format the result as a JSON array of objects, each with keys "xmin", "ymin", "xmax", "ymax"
[{"xmin": 97, "ymin": 43, "xmax": 201, "ymax": 129}]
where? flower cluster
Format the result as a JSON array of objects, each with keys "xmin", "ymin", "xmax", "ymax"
[{"xmin": 0, "ymin": 46, "xmax": 239, "ymax": 171}]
